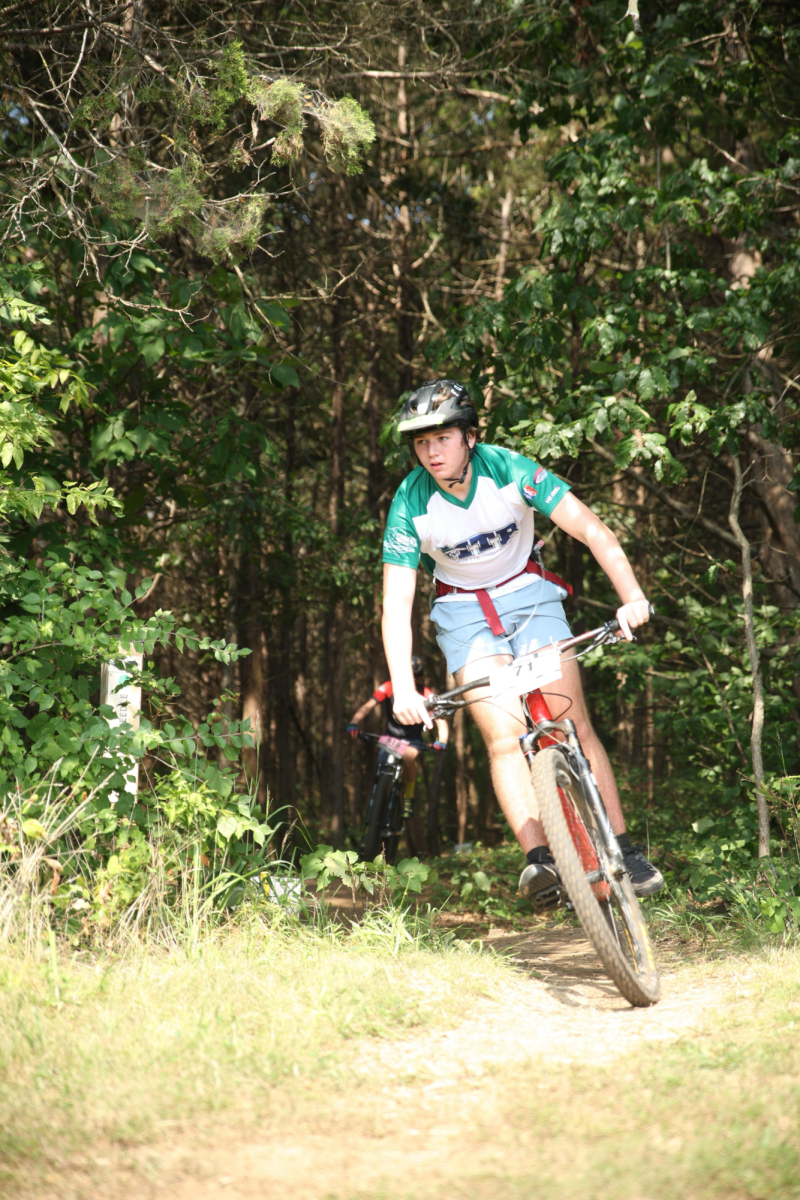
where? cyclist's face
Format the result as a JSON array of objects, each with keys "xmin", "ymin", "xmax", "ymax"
[{"xmin": 413, "ymin": 428, "xmax": 474, "ymax": 480}]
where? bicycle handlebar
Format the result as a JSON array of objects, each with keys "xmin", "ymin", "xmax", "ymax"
[{"xmin": 424, "ymin": 605, "xmax": 655, "ymax": 715}]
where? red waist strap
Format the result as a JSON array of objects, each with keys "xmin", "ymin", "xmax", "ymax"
[{"xmin": 434, "ymin": 560, "xmax": 573, "ymax": 638}]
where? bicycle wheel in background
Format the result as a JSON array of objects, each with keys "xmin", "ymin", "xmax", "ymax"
[
  {"xmin": 531, "ymin": 746, "xmax": 660, "ymax": 1007},
  {"xmin": 361, "ymin": 771, "xmax": 390, "ymax": 862}
]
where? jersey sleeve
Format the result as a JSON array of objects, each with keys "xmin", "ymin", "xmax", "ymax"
[
  {"xmin": 509, "ymin": 454, "xmax": 571, "ymax": 518},
  {"xmin": 382, "ymin": 484, "xmax": 421, "ymax": 569},
  {"xmin": 372, "ymin": 681, "xmax": 392, "ymax": 702}
]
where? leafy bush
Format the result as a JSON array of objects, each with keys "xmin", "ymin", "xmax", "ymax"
[
  {"xmin": 300, "ymin": 845, "xmax": 437, "ymax": 906},
  {"xmin": 663, "ymin": 782, "xmax": 800, "ymax": 934},
  {"xmin": 0, "ymin": 553, "xmax": 251, "ymax": 805},
  {"xmin": 0, "ymin": 766, "xmax": 280, "ymax": 945}
]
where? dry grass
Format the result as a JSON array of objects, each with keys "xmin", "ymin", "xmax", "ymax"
[
  {"xmin": 0, "ymin": 911, "xmax": 506, "ymax": 1193},
  {"xmin": 4, "ymin": 931, "xmax": 799, "ymax": 1200}
]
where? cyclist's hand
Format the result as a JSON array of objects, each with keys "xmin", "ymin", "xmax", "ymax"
[
  {"xmin": 616, "ymin": 599, "xmax": 651, "ymax": 641},
  {"xmin": 392, "ymin": 687, "xmax": 434, "ymax": 730},
  {"xmin": 432, "ymin": 740, "xmax": 448, "ymax": 753},
  {"xmin": 346, "ymin": 723, "xmax": 360, "ymax": 739}
]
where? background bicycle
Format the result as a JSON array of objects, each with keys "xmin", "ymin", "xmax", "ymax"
[{"xmin": 356, "ymin": 732, "xmax": 439, "ymax": 864}]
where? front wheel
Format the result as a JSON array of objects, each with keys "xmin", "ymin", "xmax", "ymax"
[{"xmin": 531, "ymin": 746, "xmax": 660, "ymax": 1007}]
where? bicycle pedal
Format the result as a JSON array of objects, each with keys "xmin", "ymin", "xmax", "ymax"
[{"xmin": 531, "ymin": 884, "xmax": 568, "ymax": 915}]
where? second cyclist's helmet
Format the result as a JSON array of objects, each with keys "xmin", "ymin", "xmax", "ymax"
[{"xmin": 397, "ymin": 379, "xmax": 477, "ymax": 437}]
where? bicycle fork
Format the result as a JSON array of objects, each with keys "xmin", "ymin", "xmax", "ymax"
[{"xmin": 519, "ymin": 689, "xmax": 626, "ymax": 885}]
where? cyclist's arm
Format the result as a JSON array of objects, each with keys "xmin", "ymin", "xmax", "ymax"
[
  {"xmin": 348, "ymin": 695, "xmax": 378, "ymax": 727},
  {"xmin": 549, "ymin": 491, "xmax": 650, "ymax": 641},
  {"xmin": 435, "ymin": 717, "xmax": 449, "ymax": 745},
  {"xmin": 382, "ymin": 564, "xmax": 433, "ymax": 729}
]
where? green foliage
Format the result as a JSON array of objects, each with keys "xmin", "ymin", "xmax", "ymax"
[
  {"xmin": 657, "ymin": 779, "xmax": 800, "ymax": 935},
  {"xmin": 322, "ymin": 96, "xmax": 376, "ymax": 175},
  {"xmin": 300, "ymin": 845, "xmax": 437, "ymax": 904},
  {"xmin": 249, "ymin": 78, "xmax": 305, "ymax": 163},
  {"xmin": 436, "ymin": 0, "xmax": 799, "ymax": 475},
  {"xmin": 0, "ymin": 553, "xmax": 251, "ymax": 804},
  {"xmin": 70, "ymin": 92, "xmax": 119, "ymax": 131},
  {"xmin": 0, "ymin": 322, "xmax": 116, "ymax": 528},
  {"xmin": 0, "ymin": 757, "xmax": 276, "ymax": 941},
  {"xmin": 430, "ymin": 842, "xmax": 531, "ymax": 921}
]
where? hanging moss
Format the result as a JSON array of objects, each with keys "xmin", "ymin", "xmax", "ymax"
[
  {"xmin": 321, "ymin": 97, "xmax": 376, "ymax": 175},
  {"xmin": 89, "ymin": 60, "xmax": 372, "ymax": 260},
  {"xmin": 195, "ymin": 196, "xmax": 268, "ymax": 264},
  {"xmin": 153, "ymin": 161, "xmax": 206, "ymax": 231},
  {"xmin": 248, "ymin": 79, "xmax": 305, "ymax": 163},
  {"xmin": 215, "ymin": 41, "xmax": 248, "ymax": 108},
  {"xmin": 93, "ymin": 160, "xmax": 147, "ymax": 221},
  {"xmin": 93, "ymin": 155, "xmax": 204, "ymax": 231}
]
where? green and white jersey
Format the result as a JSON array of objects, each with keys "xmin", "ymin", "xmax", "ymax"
[{"xmin": 382, "ymin": 443, "xmax": 571, "ymax": 598}]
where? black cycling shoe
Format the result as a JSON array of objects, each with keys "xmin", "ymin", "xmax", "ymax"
[
  {"xmin": 519, "ymin": 854, "xmax": 567, "ymax": 913},
  {"xmin": 623, "ymin": 844, "xmax": 665, "ymax": 897}
]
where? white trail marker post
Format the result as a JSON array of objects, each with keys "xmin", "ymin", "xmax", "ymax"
[{"xmin": 100, "ymin": 651, "xmax": 143, "ymax": 805}]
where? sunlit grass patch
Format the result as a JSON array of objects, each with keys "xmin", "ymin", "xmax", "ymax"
[
  {"xmin": 0, "ymin": 911, "xmax": 510, "ymax": 1185},
  {"xmin": 334, "ymin": 947, "xmax": 800, "ymax": 1200}
]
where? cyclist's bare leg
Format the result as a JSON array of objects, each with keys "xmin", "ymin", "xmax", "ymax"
[
  {"xmin": 454, "ymin": 655, "xmax": 546, "ymax": 852},
  {"xmin": 456, "ymin": 653, "xmax": 627, "ymax": 853},
  {"xmin": 540, "ymin": 655, "xmax": 626, "ymax": 835},
  {"xmin": 401, "ymin": 745, "xmax": 419, "ymax": 788}
]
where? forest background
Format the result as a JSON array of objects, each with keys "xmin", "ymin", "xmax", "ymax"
[{"xmin": 1, "ymin": 0, "xmax": 799, "ymax": 933}]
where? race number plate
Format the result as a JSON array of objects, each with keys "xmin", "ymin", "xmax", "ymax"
[
  {"xmin": 378, "ymin": 735, "xmax": 411, "ymax": 755},
  {"xmin": 490, "ymin": 644, "xmax": 562, "ymax": 698}
]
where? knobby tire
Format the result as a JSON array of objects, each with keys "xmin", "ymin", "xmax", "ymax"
[
  {"xmin": 362, "ymin": 772, "xmax": 389, "ymax": 862},
  {"xmin": 361, "ymin": 772, "xmax": 401, "ymax": 864},
  {"xmin": 531, "ymin": 747, "xmax": 660, "ymax": 1007}
]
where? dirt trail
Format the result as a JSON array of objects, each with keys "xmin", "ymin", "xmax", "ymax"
[
  {"xmin": 362, "ymin": 922, "xmax": 719, "ymax": 1077},
  {"xmin": 39, "ymin": 924, "xmax": 722, "ymax": 1200}
]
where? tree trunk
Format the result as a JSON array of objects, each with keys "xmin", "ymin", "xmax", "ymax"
[
  {"xmin": 394, "ymin": 43, "xmax": 415, "ymax": 394},
  {"xmin": 220, "ymin": 547, "xmax": 240, "ymax": 732},
  {"xmin": 729, "ymin": 452, "xmax": 770, "ymax": 858},
  {"xmin": 453, "ymin": 705, "xmax": 469, "ymax": 845},
  {"xmin": 494, "ymin": 188, "xmax": 513, "ymax": 300},
  {"xmin": 240, "ymin": 550, "xmax": 267, "ymax": 807},
  {"xmin": 427, "ymin": 746, "xmax": 448, "ymax": 856}
]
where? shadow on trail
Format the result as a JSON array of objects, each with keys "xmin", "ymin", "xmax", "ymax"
[{"xmin": 486, "ymin": 923, "xmax": 632, "ymax": 1010}]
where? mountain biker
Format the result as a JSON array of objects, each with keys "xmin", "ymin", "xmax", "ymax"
[
  {"xmin": 381, "ymin": 378, "xmax": 664, "ymax": 912},
  {"xmin": 346, "ymin": 656, "xmax": 449, "ymax": 815}
]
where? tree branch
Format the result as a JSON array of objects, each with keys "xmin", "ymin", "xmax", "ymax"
[
  {"xmin": 728, "ymin": 452, "xmax": 770, "ymax": 859},
  {"xmin": 589, "ymin": 439, "xmax": 739, "ymax": 549}
]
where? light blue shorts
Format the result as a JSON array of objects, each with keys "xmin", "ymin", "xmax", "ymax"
[{"xmin": 431, "ymin": 577, "xmax": 572, "ymax": 678}]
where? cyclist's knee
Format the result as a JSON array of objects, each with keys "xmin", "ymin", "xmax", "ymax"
[
  {"xmin": 573, "ymin": 712, "xmax": 600, "ymax": 748},
  {"xmin": 486, "ymin": 732, "xmax": 523, "ymax": 762}
]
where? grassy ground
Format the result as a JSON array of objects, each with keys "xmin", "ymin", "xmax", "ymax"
[
  {"xmin": 2, "ymin": 902, "xmax": 800, "ymax": 1198},
  {"xmin": 390, "ymin": 947, "xmax": 800, "ymax": 1200},
  {"xmin": 0, "ymin": 909, "xmax": 507, "ymax": 1190}
]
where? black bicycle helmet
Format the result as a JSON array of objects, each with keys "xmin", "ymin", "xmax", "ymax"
[
  {"xmin": 397, "ymin": 379, "xmax": 477, "ymax": 437},
  {"xmin": 411, "ymin": 655, "xmax": 423, "ymax": 677}
]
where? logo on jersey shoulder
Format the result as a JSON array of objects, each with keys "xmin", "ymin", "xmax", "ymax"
[
  {"xmin": 438, "ymin": 522, "xmax": 518, "ymax": 561},
  {"xmin": 533, "ymin": 467, "xmax": 548, "ymax": 484},
  {"xmin": 545, "ymin": 486, "xmax": 561, "ymax": 504},
  {"xmin": 522, "ymin": 484, "xmax": 538, "ymax": 502}
]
